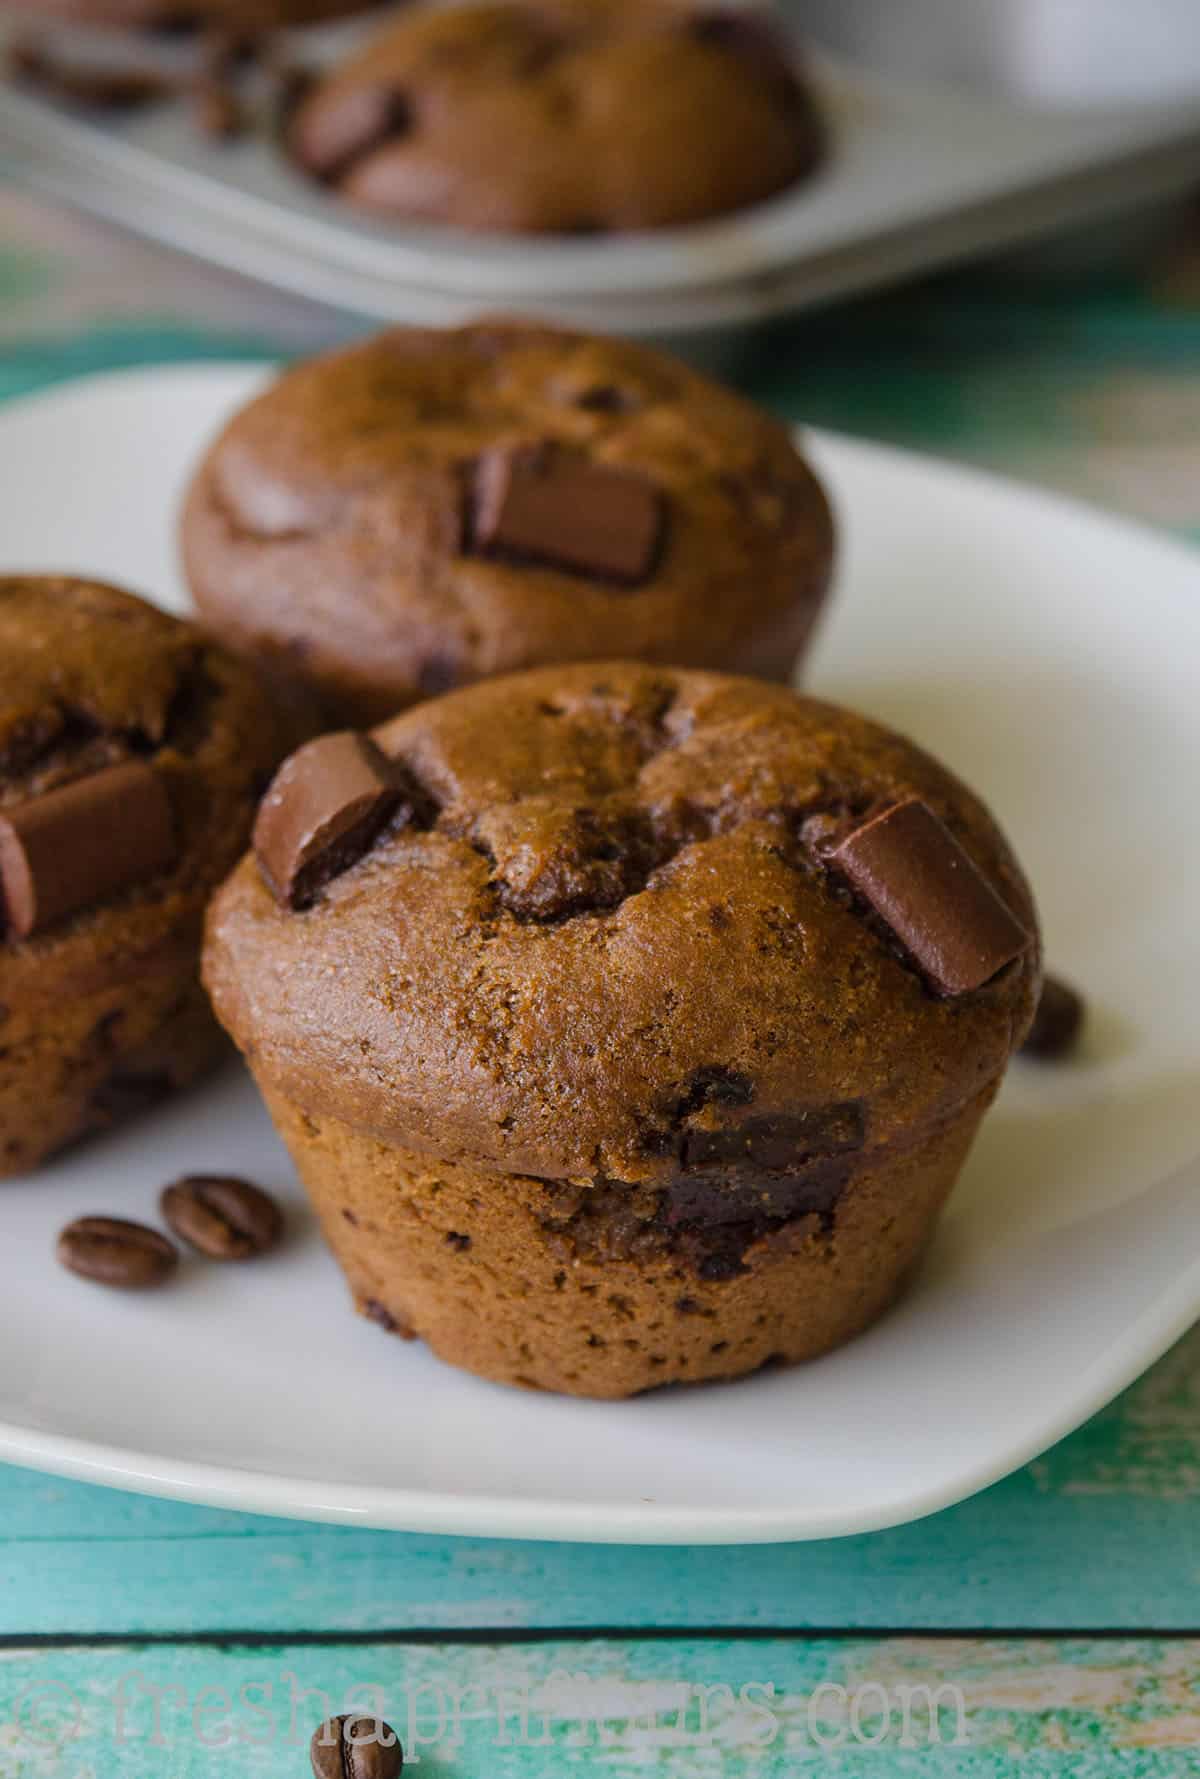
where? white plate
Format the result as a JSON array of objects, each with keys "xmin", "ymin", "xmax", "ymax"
[{"xmin": 1, "ymin": 365, "xmax": 1198, "ymax": 1544}]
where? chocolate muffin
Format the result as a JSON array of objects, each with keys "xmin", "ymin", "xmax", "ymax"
[
  {"xmin": 287, "ymin": 0, "xmax": 823, "ymax": 232},
  {"xmin": 204, "ymin": 663, "xmax": 1040, "ymax": 1397},
  {"xmin": 14, "ymin": 0, "xmax": 371, "ymax": 31},
  {"xmin": 0, "ymin": 575, "xmax": 295, "ymax": 1178},
  {"xmin": 181, "ymin": 320, "xmax": 836, "ymax": 727}
]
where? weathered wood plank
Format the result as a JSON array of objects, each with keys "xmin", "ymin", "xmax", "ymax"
[
  {"xmin": 1, "ymin": 1326, "xmax": 1198, "ymax": 1637},
  {"xmin": 0, "ymin": 1636, "xmax": 1197, "ymax": 1776}
]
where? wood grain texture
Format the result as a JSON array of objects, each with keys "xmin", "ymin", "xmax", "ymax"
[
  {"xmin": 1, "ymin": 1636, "xmax": 1199, "ymax": 1774},
  {"xmin": 2, "ymin": 1323, "xmax": 1199, "ymax": 1637}
]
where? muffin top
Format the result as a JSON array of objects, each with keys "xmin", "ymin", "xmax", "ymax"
[
  {"xmin": 288, "ymin": 0, "xmax": 823, "ymax": 233},
  {"xmin": 17, "ymin": 0, "xmax": 370, "ymax": 30},
  {"xmin": 205, "ymin": 663, "xmax": 1040, "ymax": 1183},
  {"xmin": 181, "ymin": 320, "xmax": 835, "ymax": 724},
  {"xmin": 0, "ymin": 575, "xmax": 293, "ymax": 989}
]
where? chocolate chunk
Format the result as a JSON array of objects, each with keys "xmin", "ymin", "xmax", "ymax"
[
  {"xmin": 300, "ymin": 85, "xmax": 411, "ymax": 180},
  {"xmin": 194, "ymin": 79, "xmax": 244, "ymax": 139},
  {"xmin": 200, "ymin": 26, "xmax": 262, "ymax": 78},
  {"xmin": 253, "ymin": 731, "xmax": 409, "ymax": 909},
  {"xmin": 1022, "ymin": 973, "xmax": 1085, "ymax": 1059},
  {"xmin": 162, "ymin": 1176, "xmax": 283, "ymax": 1260},
  {"xmin": 416, "ymin": 653, "xmax": 459, "ymax": 697},
  {"xmin": 682, "ymin": 1103, "xmax": 865, "ymax": 1170},
  {"xmin": 90, "ymin": 1067, "xmax": 173, "ymax": 1127},
  {"xmin": 574, "ymin": 385, "xmax": 641, "ymax": 415},
  {"xmin": 311, "ymin": 1716, "xmax": 403, "ymax": 1779},
  {"xmin": 688, "ymin": 9, "xmax": 805, "ymax": 103},
  {"xmin": 8, "ymin": 39, "xmax": 174, "ymax": 109},
  {"xmin": 0, "ymin": 761, "xmax": 176, "ymax": 940},
  {"xmin": 469, "ymin": 444, "xmax": 664, "ymax": 586},
  {"xmin": 274, "ymin": 59, "xmax": 316, "ymax": 125},
  {"xmin": 831, "ymin": 799, "xmax": 1029, "ymax": 996},
  {"xmin": 675, "ymin": 1066, "xmax": 755, "ymax": 1117},
  {"xmin": 666, "ymin": 1156, "xmax": 851, "ymax": 1229},
  {"xmin": 57, "ymin": 1217, "xmax": 178, "ymax": 1291}
]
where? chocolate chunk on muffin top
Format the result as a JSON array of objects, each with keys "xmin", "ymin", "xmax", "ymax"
[
  {"xmin": 205, "ymin": 663, "xmax": 1039, "ymax": 1188},
  {"xmin": 287, "ymin": 0, "xmax": 824, "ymax": 233},
  {"xmin": 181, "ymin": 320, "xmax": 836, "ymax": 726}
]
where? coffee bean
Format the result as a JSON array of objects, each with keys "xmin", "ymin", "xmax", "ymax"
[
  {"xmin": 161, "ymin": 1175, "xmax": 283, "ymax": 1261},
  {"xmin": 1022, "ymin": 973, "xmax": 1085, "ymax": 1059},
  {"xmin": 57, "ymin": 1217, "xmax": 178, "ymax": 1290},
  {"xmin": 311, "ymin": 1715, "xmax": 403, "ymax": 1779}
]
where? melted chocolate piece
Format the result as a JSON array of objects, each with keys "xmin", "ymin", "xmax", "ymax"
[
  {"xmin": 681, "ymin": 1103, "xmax": 866, "ymax": 1170},
  {"xmin": 253, "ymin": 731, "xmax": 427, "ymax": 910},
  {"xmin": 831, "ymin": 798, "xmax": 1029, "ymax": 995},
  {"xmin": 468, "ymin": 443, "xmax": 664, "ymax": 586},
  {"xmin": 1022, "ymin": 972, "xmax": 1085, "ymax": 1059},
  {"xmin": 0, "ymin": 761, "xmax": 175, "ymax": 940},
  {"xmin": 665, "ymin": 1153, "xmax": 852, "ymax": 1230}
]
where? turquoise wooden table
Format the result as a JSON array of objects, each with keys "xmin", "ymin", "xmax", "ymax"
[{"xmin": 2, "ymin": 188, "xmax": 1200, "ymax": 1773}]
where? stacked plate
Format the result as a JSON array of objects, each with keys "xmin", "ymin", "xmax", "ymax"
[{"xmin": 4, "ymin": 14, "xmax": 1200, "ymax": 348}]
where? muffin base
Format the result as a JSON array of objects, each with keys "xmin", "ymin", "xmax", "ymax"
[
  {"xmin": 261, "ymin": 1079, "xmax": 997, "ymax": 1398},
  {"xmin": 0, "ymin": 941, "xmax": 228, "ymax": 1179}
]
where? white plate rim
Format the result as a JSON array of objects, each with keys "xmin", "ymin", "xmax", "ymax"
[{"xmin": 0, "ymin": 362, "xmax": 1198, "ymax": 1545}]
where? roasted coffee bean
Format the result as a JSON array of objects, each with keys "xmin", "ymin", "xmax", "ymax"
[
  {"xmin": 1022, "ymin": 973, "xmax": 1085, "ymax": 1059},
  {"xmin": 57, "ymin": 1216, "xmax": 178, "ymax": 1290},
  {"xmin": 310, "ymin": 1714, "xmax": 403, "ymax": 1779},
  {"xmin": 161, "ymin": 1175, "xmax": 283, "ymax": 1260}
]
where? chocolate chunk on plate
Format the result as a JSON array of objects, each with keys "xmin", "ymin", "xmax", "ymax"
[
  {"xmin": 831, "ymin": 797, "xmax": 1029, "ymax": 996},
  {"xmin": 0, "ymin": 760, "xmax": 175, "ymax": 940},
  {"xmin": 469, "ymin": 443, "xmax": 664, "ymax": 586},
  {"xmin": 1022, "ymin": 973, "xmax": 1085, "ymax": 1059},
  {"xmin": 253, "ymin": 730, "xmax": 413, "ymax": 909}
]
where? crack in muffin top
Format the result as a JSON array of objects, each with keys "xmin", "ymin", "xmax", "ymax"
[{"xmin": 204, "ymin": 663, "xmax": 1041, "ymax": 1181}]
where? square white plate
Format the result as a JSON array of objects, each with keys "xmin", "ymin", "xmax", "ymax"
[{"xmin": 1, "ymin": 365, "xmax": 1198, "ymax": 1544}]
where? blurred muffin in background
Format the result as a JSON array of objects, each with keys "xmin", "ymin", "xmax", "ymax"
[
  {"xmin": 10, "ymin": 0, "xmax": 373, "ymax": 32},
  {"xmin": 288, "ymin": 0, "xmax": 824, "ymax": 233}
]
